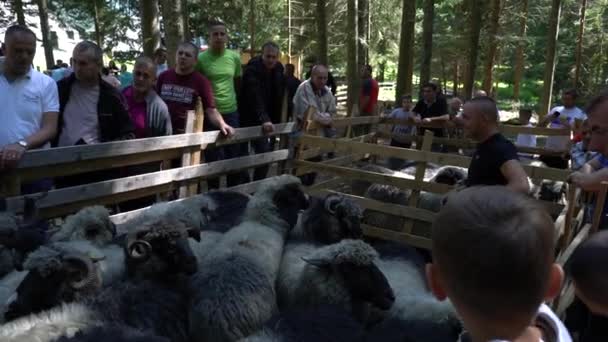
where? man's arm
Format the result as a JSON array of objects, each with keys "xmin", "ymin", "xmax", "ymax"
[
  {"xmin": 501, "ymin": 159, "xmax": 530, "ymax": 194},
  {"xmin": 422, "ymin": 114, "xmax": 450, "ymax": 122},
  {"xmin": 206, "ymin": 108, "xmax": 234, "ymax": 136},
  {"xmin": 569, "ymin": 158, "xmax": 605, "ymax": 192}
]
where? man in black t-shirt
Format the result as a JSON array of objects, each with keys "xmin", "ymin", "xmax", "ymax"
[
  {"xmin": 462, "ymin": 97, "xmax": 530, "ymax": 194},
  {"xmin": 412, "ymin": 83, "xmax": 449, "ymax": 152}
]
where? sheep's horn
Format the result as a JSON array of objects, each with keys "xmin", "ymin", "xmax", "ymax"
[
  {"xmin": 127, "ymin": 239, "xmax": 152, "ymax": 260},
  {"xmin": 63, "ymin": 254, "xmax": 95, "ymax": 290},
  {"xmin": 324, "ymin": 194, "xmax": 343, "ymax": 215}
]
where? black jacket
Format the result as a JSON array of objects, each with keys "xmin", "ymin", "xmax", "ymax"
[
  {"xmin": 53, "ymin": 73, "xmax": 135, "ymax": 147},
  {"xmin": 239, "ymin": 57, "xmax": 285, "ymax": 127}
]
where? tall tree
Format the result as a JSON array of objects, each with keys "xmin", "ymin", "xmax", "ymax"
[
  {"xmin": 249, "ymin": 0, "xmax": 255, "ymax": 53},
  {"xmin": 395, "ymin": 0, "xmax": 416, "ymax": 101},
  {"xmin": 13, "ymin": 0, "xmax": 26, "ymax": 25},
  {"xmin": 160, "ymin": 0, "xmax": 186, "ymax": 67},
  {"xmin": 182, "ymin": 0, "xmax": 191, "ymax": 41},
  {"xmin": 482, "ymin": 0, "xmax": 501, "ymax": 93},
  {"xmin": 141, "ymin": 0, "xmax": 161, "ymax": 57},
  {"xmin": 420, "ymin": 0, "xmax": 434, "ymax": 86},
  {"xmin": 574, "ymin": 0, "xmax": 587, "ymax": 88},
  {"xmin": 357, "ymin": 0, "xmax": 369, "ymax": 66},
  {"xmin": 316, "ymin": 0, "xmax": 328, "ymax": 65},
  {"xmin": 463, "ymin": 0, "xmax": 483, "ymax": 99},
  {"xmin": 346, "ymin": 0, "xmax": 359, "ymax": 115},
  {"xmin": 512, "ymin": 0, "xmax": 528, "ymax": 100},
  {"xmin": 539, "ymin": 0, "xmax": 562, "ymax": 117},
  {"xmin": 92, "ymin": 0, "xmax": 102, "ymax": 48},
  {"xmin": 36, "ymin": 0, "xmax": 54, "ymax": 69}
]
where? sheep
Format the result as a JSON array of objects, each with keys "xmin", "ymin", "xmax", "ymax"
[
  {"xmin": 351, "ymin": 163, "xmax": 413, "ymax": 197},
  {"xmin": 188, "ymin": 175, "xmax": 310, "ymax": 342},
  {"xmin": 366, "ymin": 245, "xmax": 462, "ymax": 342},
  {"xmin": 239, "ymin": 306, "xmax": 366, "ymax": 342},
  {"xmin": 0, "ymin": 279, "xmax": 191, "ymax": 342},
  {"xmin": 293, "ymin": 193, "xmax": 364, "ymax": 244},
  {"xmin": 277, "ymin": 239, "xmax": 395, "ymax": 324},
  {"xmin": 0, "ymin": 271, "xmax": 27, "ymax": 323},
  {"xmin": 50, "ymin": 206, "xmax": 116, "ymax": 246},
  {"xmin": 55, "ymin": 324, "xmax": 170, "ymax": 342}
]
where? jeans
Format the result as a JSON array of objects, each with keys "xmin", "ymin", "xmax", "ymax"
[{"xmin": 204, "ymin": 112, "xmax": 249, "ymax": 189}]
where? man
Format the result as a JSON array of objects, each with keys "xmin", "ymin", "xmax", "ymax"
[
  {"xmin": 196, "ymin": 21, "xmax": 245, "ymax": 187},
  {"xmin": 569, "ymin": 92, "xmax": 608, "ymax": 227},
  {"xmin": 357, "ymin": 64, "xmax": 379, "ymax": 136},
  {"xmin": 293, "ymin": 64, "xmax": 337, "ymax": 185},
  {"xmin": 462, "ymin": 97, "xmax": 529, "ymax": 194},
  {"xmin": 539, "ymin": 89, "xmax": 586, "ymax": 169},
  {"xmin": 304, "ymin": 61, "xmax": 337, "ymax": 96},
  {"xmin": 121, "ymin": 56, "xmax": 171, "ymax": 211},
  {"xmin": 412, "ymin": 82, "xmax": 449, "ymax": 151},
  {"xmin": 54, "ymin": 41, "xmax": 135, "ymax": 187},
  {"xmin": 239, "ymin": 42, "xmax": 285, "ymax": 181},
  {"xmin": 285, "ymin": 63, "xmax": 301, "ymax": 121},
  {"xmin": 157, "ymin": 42, "xmax": 233, "ymax": 136},
  {"xmin": 154, "ymin": 47, "xmax": 168, "ymax": 76},
  {"xmin": 0, "ymin": 25, "xmax": 59, "ymax": 193}
]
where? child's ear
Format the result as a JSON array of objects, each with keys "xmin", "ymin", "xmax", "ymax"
[
  {"xmin": 426, "ymin": 263, "xmax": 448, "ymax": 301},
  {"xmin": 544, "ymin": 263, "xmax": 565, "ymax": 301}
]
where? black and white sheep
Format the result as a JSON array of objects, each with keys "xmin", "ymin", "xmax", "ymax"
[
  {"xmin": 55, "ymin": 324, "xmax": 169, "ymax": 342},
  {"xmin": 50, "ymin": 206, "xmax": 117, "ymax": 246},
  {"xmin": 239, "ymin": 306, "xmax": 367, "ymax": 342},
  {"xmin": 188, "ymin": 175, "xmax": 310, "ymax": 342},
  {"xmin": 277, "ymin": 239, "xmax": 395, "ymax": 323},
  {"xmin": 293, "ymin": 193, "xmax": 363, "ymax": 244},
  {"xmin": 0, "ymin": 279, "xmax": 191, "ymax": 342}
]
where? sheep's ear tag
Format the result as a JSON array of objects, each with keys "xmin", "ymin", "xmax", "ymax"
[
  {"xmin": 87, "ymin": 251, "xmax": 106, "ymax": 263},
  {"xmin": 301, "ymin": 257, "xmax": 330, "ymax": 269}
]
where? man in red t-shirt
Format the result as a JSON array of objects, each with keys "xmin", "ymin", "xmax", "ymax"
[
  {"xmin": 358, "ymin": 64, "xmax": 379, "ymax": 136},
  {"xmin": 157, "ymin": 42, "xmax": 234, "ymax": 136}
]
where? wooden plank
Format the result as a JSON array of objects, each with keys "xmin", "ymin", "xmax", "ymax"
[
  {"xmin": 559, "ymin": 186, "xmax": 580, "ymax": 251},
  {"xmin": 14, "ymin": 123, "xmax": 296, "ymax": 170},
  {"xmin": 299, "ymin": 133, "xmax": 377, "ymax": 160},
  {"xmin": 362, "ymin": 224, "xmax": 432, "ymax": 250},
  {"xmin": 0, "ymin": 171, "xmax": 20, "ymax": 197},
  {"xmin": 555, "ymin": 282, "xmax": 576, "ymax": 317},
  {"xmin": 346, "ymin": 104, "xmax": 359, "ymax": 138},
  {"xmin": 299, "ymin": 135, "xmax": 570, "ymax": 182},
  {"xmin": 309, "ymin": 190, "xmax": 436, "ymax": 223},
  {"xmin": 306, "ymin": 178, "xmax": 345, "ymax": 192},
  {"xmin": 591, "ymin": 182, "xmax": 608, "ymax": 234},
  {"xmin": 5, "ymin": 150, "xmax": 290, "ymax": 216},
  {"xmin": 557, "ymin": 223, "xmax": 591, "ymax": 266},
  {"xmin": 404, "ymin": 131, "xmax": 434, "ymax": 233},
  {"xmin": 179, "ymin": 110, "xmax": 196, "ymax": 198},
  {"xmin": 188, "ymin": 98, "xmax": 206, "ymax": 196},
  {"xmin": 295, "ymin": 160, "xmax": 453, "ymax": 194}
]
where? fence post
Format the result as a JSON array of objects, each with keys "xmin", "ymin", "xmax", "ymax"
[
  {"xmin": 345, "ymin": 104, "xmax": 359, "ymax": 139},
  {"xmin": 189, "ymin": 97, "xmax": 206, "ymax": 196},
  {"xmin": 179, "ymin": 110, "xmax": 196, "ymax": 199},
  {"xmin": 278, "ymin": 94, "xmax": 290, "ymax": 175},
  {"xmin": 402, "ymin": 130, "xmax": 434, "ymax": 233},
  {"xmin": 293, "ymin": 106, "xmax": 316, "ymax": 176}
]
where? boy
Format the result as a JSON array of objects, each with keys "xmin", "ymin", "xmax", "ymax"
[
  {"xmin": 566, "ymin": 231, "xmax": 608, "ymax": 342},
  {"xmin": 570, "ymin": 120, "xmax": 597, "ymax": 171},
  {"xmin": 428, "ymin": 186, "xmax": 572, "ymax": 342},
  {"xmin": 386, "ymin": 95, "xmax": 416, "ymax": 169},
  {"xmin": 515, "ymin": 109, "xmax": 537, "ymax": 160}
]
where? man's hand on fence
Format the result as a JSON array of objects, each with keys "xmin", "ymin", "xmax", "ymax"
[
  {"xmin": 219, "ymin": 123, "xmax": 235, "ymax": 137},
  {"xmin": 0, "ymin": 143, "xmax": 26, "ymax": 169},
  {"xmin": 568, "ymin": 171, "xmax": 595, "ymax": 191},
  {"xmin": 262, "ymin": 122, "xmax": 274, "ymax": 135}
]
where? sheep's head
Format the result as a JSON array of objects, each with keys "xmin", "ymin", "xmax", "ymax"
[
  {"xmin": 302, "ymin": 240, "xmax": 395, "ymax": 321},
  {"xmin": 5, "ymin": 245, "xmax": 103, "ymax": 321},
  {"xmin": 538, "ymin": 180, "xmax": 566, "ymax": 203},
  {"xmin": 125, "ymin": 218, "xmax": 200, "ymax": 280},
  {"xmin": 430, "ymin": 166, "xmax": 467, "ymax": 186},
  {"xmin": 301, "ymin": 194, "xmax": 363, "ymax": 244},
  {"xmin": 51, "ymin": 206, "xmax": 117, "ymax": 246},
  {"xmin": 248, "ymin": 175, "xmax": 310, "ymax": 229}
]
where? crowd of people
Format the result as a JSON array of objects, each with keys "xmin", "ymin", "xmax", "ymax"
[{"xmin": 3, "ymin": 20, "xmax": 608, "ymax": 342}]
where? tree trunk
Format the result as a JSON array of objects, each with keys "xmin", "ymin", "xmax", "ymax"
[
  {"xmin": 182, "ymin": 0, "xmax": 190, "ymax": 41},
  {"xmin": 357, "ymin": 0, "xmax": 369, "ymax": 66},
  {"xmin": 419, "ymin": 0, "xmax": 434, "ymax": 87},
  {"xmin": 395, "ymin": 0, "xmax": 416, "ymax": 102},
  {"xmin": 453, "ymin": 60, "xmax": 459, "ymax": 97},
  {"xmin": 141, "ymin": 0, "xmax": 161, "ymax": 57},
  {"xmin": 316, "ymin": 0, "xmax": 328, "ymax": 65},
  {"xmin": 574, "ymin": 0, "xmax": 587, "ymax": 88},
  {"xmin": 160, "ymin": 0, "xmax": 185, "ymax": 68},
  {"xmin": 346, "ymin": 0, "xmax": 359, "ymax": 115},
  {"xmin": 539, "ymin": 0, "xmax": 562, "ymax": 118},
  {"xmin": 249, "ymin": 0, "xmax": 255, "ymax": 54},
  {"xmin": 513, "ymin": 0, "xmax": 528, "ymax": 100},
  {"xmin": 36, "ymin": 0, "xmax": 54, "ymax": 70},
  {"xmin": 378, "ymin": 61, "xmax": 386, "ymax": 82},
  {"xmin": 13, "ymin": 0, "xmax": 26, "ymax": 26},
  {"xmin": 92, "ymin": 0, "xmax": 103, "ymax": 49},
  {"xmin": 463, "ymin": 0, "xmax": 483, "ymax": 100},
  {"xmin": 482, "ymin": 0, "xmax": 501, "ymax": 93}
]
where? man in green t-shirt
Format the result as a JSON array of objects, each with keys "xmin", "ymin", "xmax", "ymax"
[{"xmin": 196, "ymin": 20, "xmax": 247, "ymax": 188}]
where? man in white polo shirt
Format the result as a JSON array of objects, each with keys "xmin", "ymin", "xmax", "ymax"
[{"xmin": 0, "ymin": 25, "xmax": 59, "ymax": 190}]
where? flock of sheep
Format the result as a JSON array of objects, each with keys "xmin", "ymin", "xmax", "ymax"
[{"xmin": 0, "ymin": 158, "xmax": 565, "ymax": 342}]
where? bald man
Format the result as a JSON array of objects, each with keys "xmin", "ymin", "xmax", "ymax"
[{"xmin": 462, "ymin": 97, "xmax": 530, "ymax": 194}]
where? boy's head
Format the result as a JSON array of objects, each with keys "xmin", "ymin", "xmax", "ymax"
[
  {"xmin": 519, "ymin": 108, "xmax": 533, "ymax": 125},
  {"xmin": 427, "ymin": 186, "xmax": 563, "ymax": 341},
  {"xmin": 568, "ymin": 231, "xmax": 608, "ymax": 316},
  {"xmin": 400, "ymin": 95, "xmax": 412, "ymax": 111}
]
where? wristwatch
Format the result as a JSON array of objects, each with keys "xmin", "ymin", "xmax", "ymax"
[{"xmin": 17, "ymin": 140, "xmax": 28, "ymax": 149}]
